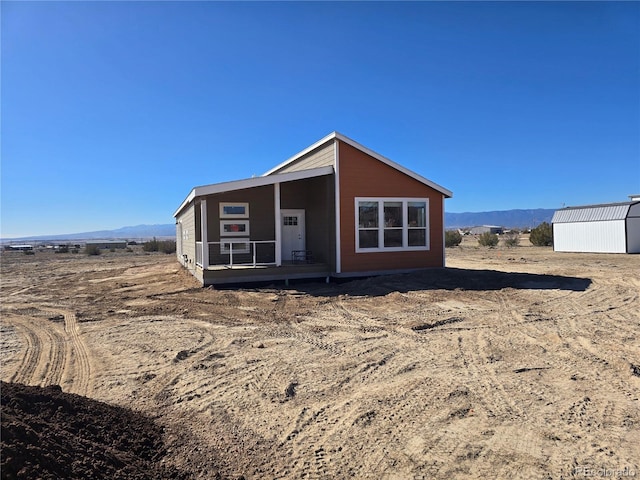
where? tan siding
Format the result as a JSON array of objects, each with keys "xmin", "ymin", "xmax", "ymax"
[
  {"xmin": 337, "ymin": 140, "xmax": 445, "ymax": 272},
  {"xmin": 176, "ymin": 203, "xmax": 196, "ymax": 268},
  {"xmin": 274, "ymin": 142, "xmax": 335, "ymax": 174}
]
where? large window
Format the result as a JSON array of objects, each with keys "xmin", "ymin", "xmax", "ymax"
[{"xmin": 355, "ymin": 198, "xmax": 429, "ymax": 252}]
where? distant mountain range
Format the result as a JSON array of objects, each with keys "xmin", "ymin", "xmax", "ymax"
[
  {"xmin": 2, "ymin": 224, "xmax": 176, "ymax": 243},
  {"xmin": 2, "ymin": 209, "xmax": 556, "ymax": 242},
  {"xmin": 445, "ymin": 209, "xmax": 555, "ymax": 230}
]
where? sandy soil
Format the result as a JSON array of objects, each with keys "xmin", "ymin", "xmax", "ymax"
[{"xmin": 1, "ymin": 239, "xmax": 639, "ymax": 479}]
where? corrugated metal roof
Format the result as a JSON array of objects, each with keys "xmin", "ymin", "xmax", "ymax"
[{"xmin": 552, "ymin": 204, "xmax": 631, "ymax": 223}]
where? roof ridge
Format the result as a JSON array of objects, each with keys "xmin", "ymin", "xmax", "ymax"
[{"xmin": 559, "ymin": 201, "xmax": 638, "ymax": 210}]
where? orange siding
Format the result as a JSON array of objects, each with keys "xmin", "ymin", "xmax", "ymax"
[{"xmin": 338, "ymin": 140, "xmax": 444, "ymax": 272}]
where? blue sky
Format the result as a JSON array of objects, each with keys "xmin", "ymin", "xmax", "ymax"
[{"xmin": 2, "ymin": 1, "xmax": 639, "ymax": 238}]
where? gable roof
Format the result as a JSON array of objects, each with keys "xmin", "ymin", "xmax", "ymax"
[
  {"xmin": 175, "ymin": 132, "xmax": 453, "ymax": 218},
  {"xmin": 264, "ymin": 132, "xmax": 453, "ymax": 198},
  {"xmin": 552, "ymin": 201, "xmax": 638, "ymax": 223}
]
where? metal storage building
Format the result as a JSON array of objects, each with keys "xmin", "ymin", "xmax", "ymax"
[
  {"xmin": 552, "ymin": 196, "xmax": 640, "ymax": 253},
  {"xmin": 469, "ymin": 225, "xmax": 503, "ymax": 235}
]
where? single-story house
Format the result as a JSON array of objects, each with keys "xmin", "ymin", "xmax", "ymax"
[
  {"xmin": 552, "ymin": 195, "xmax": 640, "ymax": 253},
  {"xmin": 469, "ymin": 225, "xmax": 503, "ymax": 235},
  {"xmin": 174, "ymin": 132, "xmax": 453, "ymax": 285}
]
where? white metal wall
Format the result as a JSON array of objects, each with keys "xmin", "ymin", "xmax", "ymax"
[{"xmin": 553, "ymin": 220, "xmax": 627, "ymax": 253}]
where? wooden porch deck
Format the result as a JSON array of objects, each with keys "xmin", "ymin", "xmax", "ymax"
[{"xmin": 200, "ymin": 262, "xmax": 332, "ymax": 286}]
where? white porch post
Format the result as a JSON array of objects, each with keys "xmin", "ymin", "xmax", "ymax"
[
  {"xmin": 200, "ymin": 199, "xmax": 209, "ymax": 268},
  {"xmin": 334, "ymin": 140, "xmax": 341, "ymax": 273},
  {"xmin": 274, "ymin": 183, "xmax": 282, "ymax": 266}
]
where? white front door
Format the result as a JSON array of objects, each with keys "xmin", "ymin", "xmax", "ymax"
[{"xmin": 281, "ymin": 209, "xmax": 305, "ymax": 261}]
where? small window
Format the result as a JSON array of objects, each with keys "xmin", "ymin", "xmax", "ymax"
[
  {"xmin": 220, "ymin": 202, "xmax": 249, "ymax": 218},
  {"xmin": 220, "ymin": 238, "xmax": 251, "ymax": 254},
  {"xmin": 283, "ymin": 216, "xmax": 298, "ymax": 226},
  {"xmin": 220, "ymin": 220, "xmax": 250, "ymax": 237}
]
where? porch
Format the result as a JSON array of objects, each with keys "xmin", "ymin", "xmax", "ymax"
[{"xmin": 195, "ymin": 240, "xmax": 331, "ymax": 285}]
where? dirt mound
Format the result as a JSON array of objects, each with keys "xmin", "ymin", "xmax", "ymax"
[{"xmin": 0, "ymin": 381, "xmax": 194, "ymax": 480}]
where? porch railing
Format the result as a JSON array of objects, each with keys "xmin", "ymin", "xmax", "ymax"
[
  {"xmin": 195, "ymin": 241, "xmax": 203, "ymax": 267},
  {"xmin": 199, "ymin": 240, "xmax": 277, "ymax": 268}
]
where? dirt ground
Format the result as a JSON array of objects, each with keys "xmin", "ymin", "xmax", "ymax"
[{"xmin": 1, "ymin": 238, "xmax": 639, "ymax": 479}]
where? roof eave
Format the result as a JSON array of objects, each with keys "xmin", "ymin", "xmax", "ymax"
[{"xmin": 174, "ymin": 165, "xmax": 335, "ymax": 218}]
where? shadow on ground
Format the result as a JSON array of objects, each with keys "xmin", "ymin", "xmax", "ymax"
[{"xmin": 229, "ymin": 267, "xmax": 592, "ymax": 297}]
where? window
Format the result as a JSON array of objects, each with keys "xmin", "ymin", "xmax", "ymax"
[
  {"xmin": 355, "ymin": 198, "xmax": 429, "ymax": 252},
  {"xmin": 283, "ymin": 216, "xmax": 298, "ymax": 226},
  {"xmin": 219, "ymin": 203, "xmax": 250, "ymax": 250},
  {"xmin": 358, "ymin": 201, "xmax": 378, "ymax": 248},
  {"xmin": 219, "ymin": 202, "xmax": 249, "ymax": 218},
  {"xmin": 220, "ymin": 220, "xmax": 250, "ymax": 237},
  {"xmin": 408, "ymin": 201, "xmax": 427, "ymax": 247},
  {"xmin": 384, "ymin": 201, "xmax": 403, "ymax": 247},
  {"xmin": 220, "ymin": 238, "xmax": 250, "ymax": 254}
]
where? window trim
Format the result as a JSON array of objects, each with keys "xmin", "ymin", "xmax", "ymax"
[
  {"xmin": 220, "ymin": 238, "xmax": 251, "ymax": 254},
  {"xmin": 219, "ymin": 202, "xmax": 249, "ymax": 219},
  {"xmin": 219, "ymin": 220, "xmax": 250, "ymax": 237},
  {"xmin": 354, "ymin": 197, "xmax": 429, "ymax": 253}
]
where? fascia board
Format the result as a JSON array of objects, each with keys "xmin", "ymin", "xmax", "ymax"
[
  {"xmin": 173, "ymin": 165, "xmax": 334, "ymax": 218},
  {"xmin": 173, "ymin": 190, "xmax": 197, "ymax": 218}
]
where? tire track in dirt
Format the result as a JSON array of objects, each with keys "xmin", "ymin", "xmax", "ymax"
[
  {"xmin": 103, "ymin": 317, "xmax": 220, "ymax": 407},
  {"xmin": 524, "ymin": 280, "xmax": 638, "ymax": 391},
  {"xmin": 7, "ymin": 316, "xmax": 42, "ymax": 385},
  {"xmin": 52, "ymin": 308, "xmax": 93, "ymax": 396},
  {"xmin": 485, "ymin": 285, "xmax": 640, "ymax": 477},
  {"xmin": 7, "ymin": 286, "xmax": 32, "ymax": 296},
  {"xmin": 263, "ymin": 322, "xmax": 345, "ymax": 356},
  {"xmin": 5, "ymin": 314, "xmax": 67, "ymax": 388}
]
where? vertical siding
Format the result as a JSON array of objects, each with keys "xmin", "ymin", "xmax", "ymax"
[
  {"xmin": 628, "ymin": 203, "xmax": 640, "ymax": 217},
  {"xmin": 337, "ymin": 140, "xmax": 445, "ymax": 272},
  {"xmin": 553, "ymin": 220, "xmax": 627, "ymax": 253},
  {"xmin": 273, "ymin": 142, "xmax": 335, "ymax": 174},
  {"xmin": 176, "ymin": 203, "xmax": 196, "ymax": 267}
]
